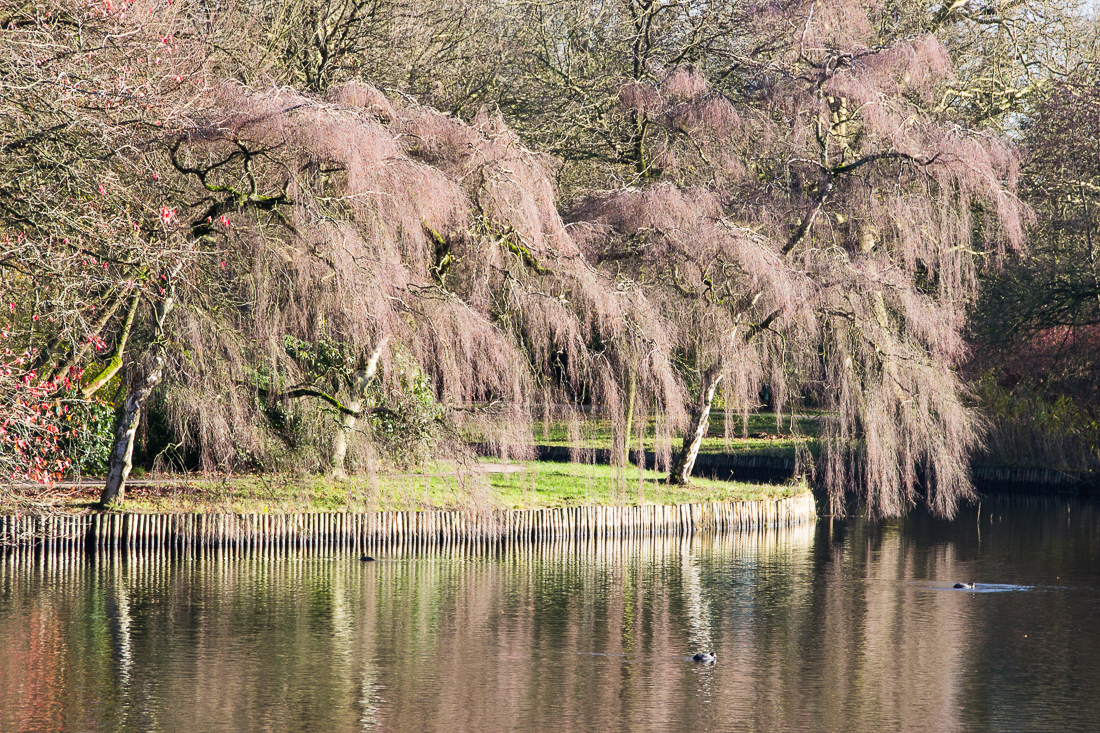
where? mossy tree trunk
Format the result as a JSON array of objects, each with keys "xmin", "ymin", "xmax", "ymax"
[
  {"xmin": 81, "ymin": 293, "xmax": 141, "ymax": 400},
  {"xmin": 99, "ymin": 271, "xmax": 178, "ymax": 508}
]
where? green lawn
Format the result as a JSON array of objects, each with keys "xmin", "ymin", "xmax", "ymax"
[
  {"xmin": 8, "ymin": 459, "xmax": 807, "ymax": 514},
  {"xmin": 518, "ymin": 410, "xmax": 822, "ymax": 459},
  {"xmin": 5, "ymin": 411, "xmax": 818, "ymax": 515},
  {"xmin": 478, "ymin": 459, "xmax": 808, "ymax": 509}
]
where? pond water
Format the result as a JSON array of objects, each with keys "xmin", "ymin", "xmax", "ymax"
[{"xmin": 2, "ymin": 495, "xmax": 1099, "ymax": 732}]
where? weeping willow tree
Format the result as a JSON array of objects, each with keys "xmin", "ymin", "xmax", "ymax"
[
  {"xmin": 567, "ymin": 1, "xmax": 1027, "ymax": 517},
  {"xmin": 103, "ymin": 81, "xmax": 687, "ymax": 503},
  {"xmin": 5, "ymin": 0, "xmax": 1031, "ymax": 519}
]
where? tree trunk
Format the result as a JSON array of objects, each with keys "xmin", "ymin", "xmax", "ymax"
[
  {"xmin": 331, "ymin": 336, "xmax": 388, "ymax": 478},
  {"xmin": 99, "ymin": 394, "xmax": 143, "ymax": 507},
  {"xmin": 669, "ymin": 365, "xmax": 723, "ymax": 485},
  {"xmin": 331, "ymin": 398, "xmax": 362, "ymax": 480},
  {"xmin": 82, "ymin": 293, "xmax": 140, "ymax": 399},
  {"xmin": 622, "ymin": 370, "xmax": 637, "ymax": 464},
  {"xmin": 98, "ymin": 345, "xmax": 168, "ymax": 507},
  {"xmin": 100, "ymin": 273, "xmax": 178, "ymax": 508}
]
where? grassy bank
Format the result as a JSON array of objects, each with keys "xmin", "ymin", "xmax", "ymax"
[
  {"xmin": 521, "ymin": 411, "xmax": 821, "ymax": 459},
  {"xmin": 4, "ymin": 459, "xmax": 807, "ymax": 515}
]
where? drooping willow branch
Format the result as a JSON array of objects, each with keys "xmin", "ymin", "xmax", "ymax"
[{"xmin": 782, "ymin": 151, "xmax": 942, "ymax": 256}]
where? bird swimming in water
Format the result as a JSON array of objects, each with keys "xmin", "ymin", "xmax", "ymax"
[
  {"xmin": 953, "ymin": 582, "xmax": 975, "ymax": 589},
  {"xmin": 361, "ymin": 556, "xmax": 375, "ymax": 562},
  {"xmin": 692, "ymin": 652, "xmax": 716, "ymax": 663}
]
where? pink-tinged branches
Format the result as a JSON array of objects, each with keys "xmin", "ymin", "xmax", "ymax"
[
  {"xmin": 0, "ymin": 0, "xmax": 1037, "ymax": 517},
  {"xmin": 565, "ymin": 2, "xmax": 1028, "ymax": 516},
  {"xmin": 152, "ymin": 84, "xmax": 686, "ymax": 474}
]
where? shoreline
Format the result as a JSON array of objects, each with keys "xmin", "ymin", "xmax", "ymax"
[{"xmin": 0, "ymin": 493, "xmax": 817, "ymax": 551}]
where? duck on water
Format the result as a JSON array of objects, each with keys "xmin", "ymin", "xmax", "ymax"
[
  {"xmin": 953, "ymin": 582, "xmax": 975, "ymax": 589},
  {"xmin": 692, "ymin": 652, "xmax": 716, "ymax": 664}
]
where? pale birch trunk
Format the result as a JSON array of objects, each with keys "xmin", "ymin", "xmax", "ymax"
[
  {"xmin": 668, "ymin": 365, "xmax": 723, "ymax": 485},
  {"xmin": 331, "ymin": 336, "xmax": 389, "ymax": 478},
  {"xmin": 668, "ymin": 312, "xmax": 779, "ymax": 484}
]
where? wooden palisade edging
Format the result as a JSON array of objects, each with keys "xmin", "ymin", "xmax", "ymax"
[{"xmin": 0, "ymin": 493, "xmax": 816, "ymax": 553}]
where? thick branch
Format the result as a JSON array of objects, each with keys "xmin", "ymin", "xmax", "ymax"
[{"xmin": 81, "ymin": 293, "xmax": 141, "ymax": 399}]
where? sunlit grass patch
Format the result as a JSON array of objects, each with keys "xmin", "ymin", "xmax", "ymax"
[
  {"xmin": 518, "ymin": 411, "xmax": 821, "ymax": 457},
  {"xmin": 11, "ymin": 459, "xmax": 806, "ymax": 514},
  {"xmin": 481, "ymin": 459, "xmax": 807, "ymax": 509}
]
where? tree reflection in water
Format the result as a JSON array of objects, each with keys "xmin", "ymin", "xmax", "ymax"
[{"xmin": 2, "ymin": 497, "xmax": 1098, "ymax": 732}]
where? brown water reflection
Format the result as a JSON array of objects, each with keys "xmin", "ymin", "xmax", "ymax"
[{"xmin": 2, "ymin": 495, "xmax": 1098, "ymax": 732}]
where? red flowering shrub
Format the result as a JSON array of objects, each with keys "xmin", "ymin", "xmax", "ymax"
[{"xmin": 0, "ymin": 360, "xmax": 73, "ymax": 483}]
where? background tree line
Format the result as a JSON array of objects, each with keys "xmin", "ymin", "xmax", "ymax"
[{"xmin": 1, "ymin": 0, "xmax": 1097, "ymax": 515}]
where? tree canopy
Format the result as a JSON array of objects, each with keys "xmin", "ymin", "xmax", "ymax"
[{"xmin": 4, "ymin": 0, "xmax": 1087, "ymax": 516}]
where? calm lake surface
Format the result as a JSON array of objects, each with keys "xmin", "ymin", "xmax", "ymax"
[{"xmin": 2, "ymin": 495, "xmax": 1099, "ymax": 732}]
